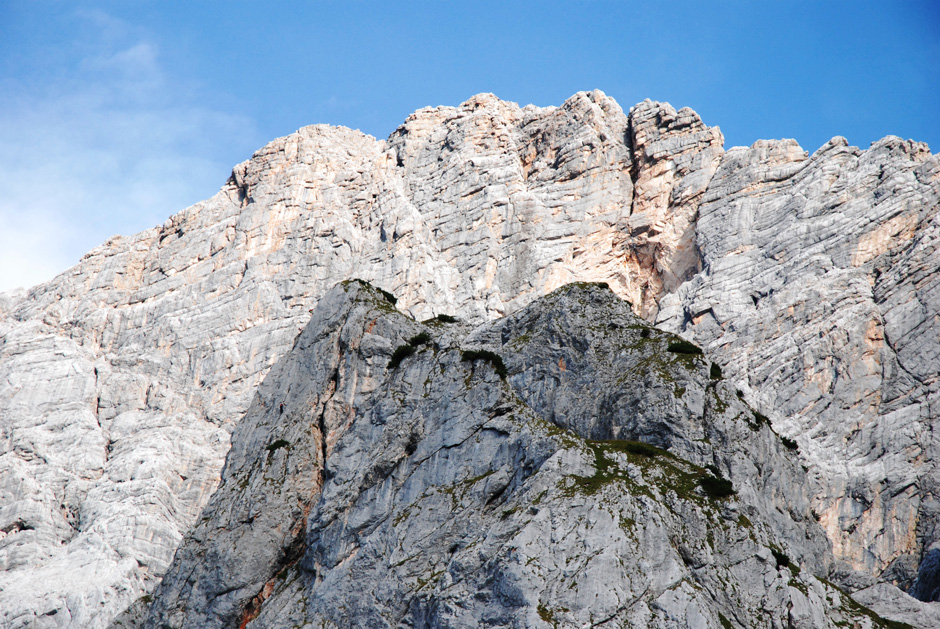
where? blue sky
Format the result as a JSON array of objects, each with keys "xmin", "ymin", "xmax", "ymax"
[{"xmin": 1, "ymin": 1, "xmax": 937, "ymax": 291}]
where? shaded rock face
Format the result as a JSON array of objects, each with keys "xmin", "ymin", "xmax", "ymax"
[
  {"xmin": 0, "ymin": 90, "xmax": 937, "ymax": 626},
  {"xmin": 137, "ymin": 282, "xmax": 886, "ymax": 628}
]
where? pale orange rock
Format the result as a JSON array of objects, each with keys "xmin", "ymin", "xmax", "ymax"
[{"xmin": 0, "ymin": 92, "xmax": 937, "ymax": 627}]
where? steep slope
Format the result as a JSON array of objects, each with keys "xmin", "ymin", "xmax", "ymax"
[
  {"xmin": 0, "ymin": 91, "xmax": 937, "ymax": 626},
  {"xmin": 656, "ymin": 135, "xmax": 940, "ymax": 585},
  {"xmin": 0, "ymin": 91, "xmax": 725, "ymax": 626},
  {"xmin": 135, "ymin": 281, "xmax": 897, "ymax": 628}
]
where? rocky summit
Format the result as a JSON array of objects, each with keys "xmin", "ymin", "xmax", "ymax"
[
  {"xmin": 118, "ymin": 281, "xmax": 888, "ymax": 627},
  {"xmin": 0, "ymin": 91, "xmax": 938, "ymax": 628}
]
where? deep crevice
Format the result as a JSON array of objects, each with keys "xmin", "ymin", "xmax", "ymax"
[{"xmin": 317, "ymin": 370, "xmax": 339, "ymax": 486}]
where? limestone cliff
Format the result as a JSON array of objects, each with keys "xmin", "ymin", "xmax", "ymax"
[
  {"xmin": 0, "ymin": 91, "xmax": 937, "ymax": 627},
  {"xmin": 134, "ymin": 282, "xmax": 884, "ymax": 627}
]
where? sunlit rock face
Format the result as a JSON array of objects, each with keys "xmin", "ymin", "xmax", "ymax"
[
  {"xmin": 135, "ymin": 282, "xmax": 850, "ymax": 628},
  {"xmin": 655, "ymin": 134, "xmax": 940, "ymax": 587},
  {"xmin": 0, "ymin": 90, "xmax": 937, "ymax": 627}
]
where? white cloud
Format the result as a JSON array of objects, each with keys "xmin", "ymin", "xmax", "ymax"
[{"xmin": 0, "ymin": 11, "xmax": 258, "ymax": 292}]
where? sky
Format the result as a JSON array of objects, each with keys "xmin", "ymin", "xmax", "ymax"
[{"xmin": 1, "ymin": 1, "xmax": 938, "ymax": 292}]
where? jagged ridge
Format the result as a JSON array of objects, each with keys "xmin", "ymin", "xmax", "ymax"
[
  {"xmin": 132, "ymin": 281, "xmax": 901, "ymax": 628},
  {"xmin": 0, "ymin": 91, "xmax": 937, "ymax": 627}
]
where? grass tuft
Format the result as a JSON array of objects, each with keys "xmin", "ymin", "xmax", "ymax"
[
  {"xmin": 376, "ymin": 287, "xmax": 397, "ymax": 305},
  {"xmin": 667, "ymin": 340, "xmax": 703, "ymax": 355},
  {"xmin": 699, "ymin": 474, "xmax": 736, "ymax": 498},
  {"xmin": 408, "ymin": 332, "xmax": 432, "ymax": 346},
  {"xmin": 389, "ymin": 344, "xmax": 416, "ymax": 369},
  {"xmin": 461, "ymin": 349, "xmax": 508, "ymax": 379},
  {"xmin": 621, "ymin": 440, "xmax": 662, "ymax": 457},
  {"xmin": 266, "ymin": 439, "xmax": 290, "ymax": 453}
]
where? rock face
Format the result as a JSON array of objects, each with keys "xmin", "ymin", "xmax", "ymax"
[
  {"xmin": 655, "ymin": 134, "xmax": 940, "ymax": 586},
  {"xmin": 137, "ymin": 282, "xmax": 886, "ymax": 627},
  {"xmin": 0, "ymin": 90, "xmax": 937, "ymax": 626}
]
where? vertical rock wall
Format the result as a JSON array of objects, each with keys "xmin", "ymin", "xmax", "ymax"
[
  {"xmin": 0, "ymin": 91, "xmax": 937, "ymax": 626},
  {"xmin": 657, "ymin": 135, "xmax": 940, "ymax": 584}
]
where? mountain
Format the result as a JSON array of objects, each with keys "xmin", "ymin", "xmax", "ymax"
[
  {"xmin": 125, "ymin": 281, "xmax": 883, "ymax": 627},
  {"xmin": 0, "ymin": 91, "xmax": 937, "ymax": 627}
]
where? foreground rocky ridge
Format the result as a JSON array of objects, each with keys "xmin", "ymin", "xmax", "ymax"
[
  {"xmin": 0, "ymin": 90, "xmax": 937, "ymax": 626},
  {"xmin": 132, "ymin": 282, "xmax": 893, "ymax": 627}
]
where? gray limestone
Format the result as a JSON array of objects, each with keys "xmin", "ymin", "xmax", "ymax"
[
  {"xmin": 0, "ymin": 91, "xmax": 937, "ymax": 626},
  {"xmin": 140, "ymin": 282, "xmax": 896, "ymax": 628},
  {"xmin": 655, "ymin": 134, "xmax": 940, "ymax": 587}
]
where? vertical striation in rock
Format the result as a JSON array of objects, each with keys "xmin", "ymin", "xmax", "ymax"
[
  {"xmin": 139, "ymin": 282, "xmax": 888, "ymax": 628},
  {"xmin": 655, "ymin": 134, "xmax": 940, "ymax": 589},
  {"xmin": 0, "ymin": 91, "xmax": 937, "ymax": 626},
  {"xmin": 625, "ymin": 100, "xmax": 724, "ymax": 317}
]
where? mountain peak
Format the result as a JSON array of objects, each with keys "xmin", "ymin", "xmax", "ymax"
[{"xmin": 1, "ymin": 92, "xmax": 938, "ymax": 627}]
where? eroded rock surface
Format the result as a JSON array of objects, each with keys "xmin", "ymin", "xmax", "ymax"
[
  {"xmin": 0, "ymin": 91, "xmax": 938, "ymax": 626},
  {"xmin": 656, "ymin": 134, "xmax": 940, "ymax": 587},
  {"xmin": 138, "ymin": 282, "xmax": 894, "ymax": 628}
]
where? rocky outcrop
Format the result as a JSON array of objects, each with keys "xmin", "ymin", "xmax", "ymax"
[
  {"xmin": 0, "ymin": 90, "xmax": 937, "ymax": 626},
  {"xmin": 656, "ymin": 134, "xmax": 940, "ymax": 587},
  {"xmin": 138, "ymin": 281, "xmax": 895, "ymax": 628}
]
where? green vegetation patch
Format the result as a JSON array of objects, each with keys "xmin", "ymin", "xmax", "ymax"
[
  {"xmin": 710, "ymin": 362, "xmax": 723, "ymax": 379},
  {"xmin": 617, "ymin": 440, "xmax": 663, "ymax": 457},
  {"xmin": 770, "ymin": 547, "xmax": 791, "ymax": 569},
  {"xmin": 345, "ymin": 278, "xmax": 398, "ymax": 305},
  {"xmin": 266, "ymin": 439, "xmax": 290, "ymax": 453},
  {"xmin": 781, "ymin": 436, "xmax": 799, "ymax": 451},
  {"xmin": 823, "ymin": 578, "xmax": 915, "ymax": 629},
  {"xmin": 408, "ymin": 331, "xmax": 432, "ymax": 346},
  {"xmin": 709, "ymin": 388, "xmax": 729, "ymax": 415},
  {"xmin": 567, "ymin": 280, "xmax": 610, "ymax": 291},
  {"xmin": 621, "ymin": 333, "xmax": 710, "ymax": 387},
  {"xmin": 436, "ymin": 469, "xmax": 497, "ymax": 509},
  {"xmin": 393, "ymin": 506, "xmax": 413, "ymax": 527},
  {"xmin": 699, "ymin": 475, "xmax": 736, "ymax": 498},
  {"xmin": 416, "ymin": 569, "xmax": 444, "ymax": 591},
  {"xmin": 509, "ymin": 332, "xmax": 533, "ymax": 348},
  {"xmin": 768, "ymin": 546, "xmax": 800, "ymax": 576},
  {"xmin": 565, "ymin": 440, "xmax": 646, "ymax": 497},
  {"xmin": 422, "ymin": 313, "xmax": 459, "ymax": 326},
  {"xmin": 376, "ymin": 287, "xmax": 397, "ymax": 305},
  {"xmin": 566, "ymin": 439, "xmax": 736, "ymax": 505},
  {"xmin": 389, "ymin": 344, "xmax": 416, "ymax": 369},
  {"xmin": 739, "ymin": 408, "xmax": 772, "ymax": 432},
  {"xmin": 461, "ymin": 349, "xmax": 508, "ymax": 379},
  {"xmin": 532, "ymin": 416, "xmax": 581, "ymax": 449},
  {"xmin": 390, "ymin": 331, "xmax": 434, "ymax": 369},
  {"xmin": 537, "ymin": 603, "xmax": 553, "ymax": 623},
  {"xmin": 535, "ymin": 602, "xmax": 569, "ymax": 628},
  {"xmin": 667, "ymin": 340, "xmax": 704, "ymax": 355}
]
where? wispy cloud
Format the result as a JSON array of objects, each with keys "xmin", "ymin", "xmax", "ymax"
[{"xmin": 0, "ymin": 10, "xmax": 257, "ymax": 292}]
